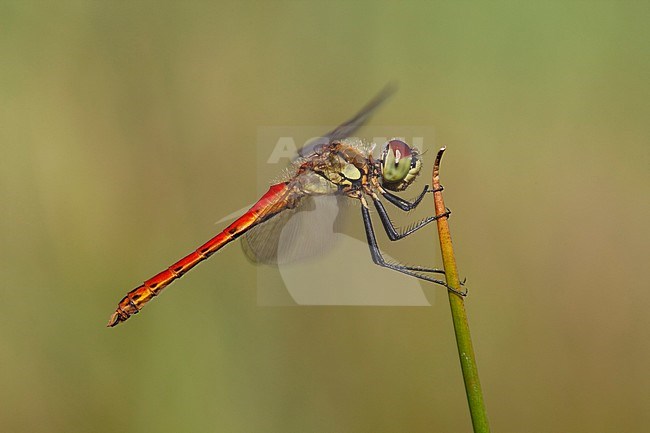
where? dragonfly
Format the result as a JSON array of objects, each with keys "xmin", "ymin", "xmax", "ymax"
[{"xmin": 107, "ymin": 86, "xmax": 464, "ymax": 327}]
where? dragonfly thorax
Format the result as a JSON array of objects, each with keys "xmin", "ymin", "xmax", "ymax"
[{"xmin": 294, "ymin": 139, "xmax": 372, "ymax": 196}]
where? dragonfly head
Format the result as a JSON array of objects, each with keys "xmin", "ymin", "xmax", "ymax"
[{"xmin": 380, "ymin": 139, "xmax": 422, "ymax": 191}]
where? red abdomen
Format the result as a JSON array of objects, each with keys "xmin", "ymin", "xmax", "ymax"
[{"xmin": 107, "ymin": 183, "xmax": 291, "ymax": 327}]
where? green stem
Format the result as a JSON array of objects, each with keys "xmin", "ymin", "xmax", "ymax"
[{"xmin": 432, "ymin": 147, "xmax": 490, "ymax": 433}]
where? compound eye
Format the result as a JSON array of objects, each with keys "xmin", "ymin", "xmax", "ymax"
[{"xmin": 381, "ymin": 139, "xmax": 413, "ymax": 183}]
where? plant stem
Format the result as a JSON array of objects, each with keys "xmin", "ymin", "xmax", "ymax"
[{"xmin": 432, "ymin": 147, "xmax": 490, "ymax": 433}]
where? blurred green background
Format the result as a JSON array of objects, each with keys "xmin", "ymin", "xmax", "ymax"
[{"xmin": 1, "ymin": 2, "xmax": 648, "ymax": 432}]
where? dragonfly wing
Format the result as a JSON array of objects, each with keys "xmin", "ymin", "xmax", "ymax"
[
  {"xmin": 241, "ymin": 195, "xmax": 344, "ymax": 265},
  {"xmin": 243, "ymin": 191, "xmax": 432, "ymax": 307},
  {"xmin": 297, "ymin": 83, "xmax": 397, "ymax": 158},
  {"xmin": 241, "ymin": 202, "xmax": 304, "ymax": 265}
]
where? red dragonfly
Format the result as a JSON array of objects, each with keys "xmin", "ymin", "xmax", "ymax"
[{"xmin": 108, "ymin": 87, "xmax": 462, "ymax": 327}]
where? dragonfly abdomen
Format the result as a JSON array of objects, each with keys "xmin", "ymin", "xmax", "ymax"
[
  {"xmin": 107, "ymin": 182, "xmax": 292, "ymax": 327},
  {"xmin": 107, "ymin": 250, "xmax": 215, "ymax": 327}
]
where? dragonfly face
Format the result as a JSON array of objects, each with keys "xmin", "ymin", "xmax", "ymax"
[{"xmin": 379, "ymin": 139, "xmax": 422, "ymax": 192}]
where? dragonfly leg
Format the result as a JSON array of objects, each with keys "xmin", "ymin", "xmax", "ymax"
[
  {"xmin": 380, "ymin": 185, "xmax": 428, "ymax": 211},
  {"xmin": 360, "ymin": 204, "xmax": 466, "ymax": 296},
  {"xmin": 379, "ymin": 184, "xmax": 444, "ymax": 211},
  {"xmin": 371, "ymin": 194, "xmax": 451, "ymax": 241}
]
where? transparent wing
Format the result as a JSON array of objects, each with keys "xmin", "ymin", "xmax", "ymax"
[
  {"xmin": 248, "ymin": 195, "xmax": 432, "ymax": 307},
  {"xmin": 297, "ymin": 83, "xmax": 398, "ymax": 158},
  {"xmin": 241, "ymin": 195, "xmax": 346, "ymax": 265}
]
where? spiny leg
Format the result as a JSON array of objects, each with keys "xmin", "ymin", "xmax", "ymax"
[
  {"xmin": 380, "ymin": 185, "xmax": 443, "ymax": 211},
  {"xmin": 362, "ymin": 202, "xmax": 444, "ymax": 275},
  {"xmin": 371, "ymin": 193, "xmax": 450, "ymax": 241},
  {"xmin": 359, "ymin": 201, "xmax": 466, "ymax": 296}
]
